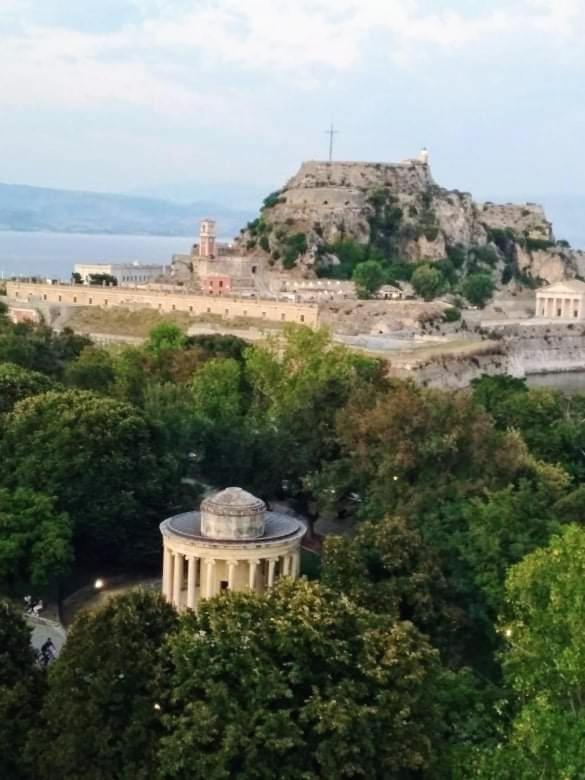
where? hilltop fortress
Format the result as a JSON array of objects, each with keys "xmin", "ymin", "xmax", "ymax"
[{"xmin": 169, "ymin": 152, "xmax": 579, "ymax": 299}]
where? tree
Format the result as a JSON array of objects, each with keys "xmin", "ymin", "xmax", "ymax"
[
  {"xmin": 29, "ymin": 590, "xmax": 177, "ymax": 780},
  {"xmin": 352, "ymin": 260, "xmax": 385, "ymax": 298},
  {"xmin": 470, "ymin": 525, "xmax": 585, "ymax": 777},
  {"xmin": 321, "ymin": 516, "xmax": 454, "ymax": 648},
  {"xmin": 0, "ymin": 362, "xmax": 55, "ymax": 414},
  {"xmin": 0, "ymin": 487, "xmax": 73, "ymax": 586},
  {"xmin": 190, "ymin": 357, "xmax": 254, "ymax": 487},
  {"xmin": 0, "ymin": 601, "xmax": 44, "ymax": 780},
  {"xmin": 0, "ymin": 322, "xmax": 90, "ymax": 379},
  {"xmin": 411, "ymin": 264, "xmax": 445, "ymax": 300},
  {"xmin": 0, "ymin": 390, "xmax": 178, "ymax": 565},
  {"xmin": 473, "ymin": 378, "xmax": 585, "ymax": 481},
  {"xmin": 145, "ymin": 322, "xmax": 186, "ymax": 356},
  {"xmin": 329, "ymin": 381, "xmax": 524, "ymax": 520},
  {"xmin": 460, "ymin": 460, "xmax": 570, "ymax": 614},
  {"xmin": 88, "ymin": 273, "xmax": 117, "ymax": 286},
  {"xmin": 244, "ymin": 326, "xmax": 385, "ymax": 499},
  {"xmin": 462, "ymin": 273, "xmax": 494, "ymax": 306},
  {"xmin": 158, "ymin": 579, "xmax": 440, "ymax": 779},
  {"xmin": 64, "ymin": 346, "xmax": 115, "ymax": 394},
  {"xmin": 186, "ymin": 333, "xmax": 248, "ymax": 362}
]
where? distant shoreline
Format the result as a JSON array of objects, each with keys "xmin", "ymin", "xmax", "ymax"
[{"xmin": 0, "ymin": 227, "xmax": 195, "ymax": 239}]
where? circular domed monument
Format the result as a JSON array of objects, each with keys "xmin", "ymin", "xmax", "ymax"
[{"xmin": 160, "ymin": 488, "xmax": 306, "ymax": 611}]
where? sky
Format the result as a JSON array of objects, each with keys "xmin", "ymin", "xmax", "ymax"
[{"xmin": 1, "ymin": 0, "xmax": 584, "ymax": 218}]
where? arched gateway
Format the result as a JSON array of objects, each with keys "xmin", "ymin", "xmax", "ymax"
[{"xmin": 160, "ymin": 488, "xmax": 305, "ymax": 611}]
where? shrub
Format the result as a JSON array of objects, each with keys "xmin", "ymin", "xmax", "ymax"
[
  {"xmin": 353, "ymin": 260, "xmax": 385, "ymax": 299},
  {"xmin": 526, "ymin": 237, "xmax": 555, "ymax": 252},
  {"xmin": 443, "ymin": 307, "xmax": 462, "ymax": 323},
  {"xmin": 411, "ymin": 264, "xmax": 446, "ymax": 301},
  {"xmin": 462, "ymin": 273, "xmax": 495, "ymax": 306},
  {"xmin": 262, "ymin": 191, "xmax": 283, "ymax": 210}
]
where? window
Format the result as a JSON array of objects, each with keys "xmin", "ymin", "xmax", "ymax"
[
  {"xmin": 557, "ymin": 307, "xmax": 562, "ymax": 317},
  {"xmin": 73, "ymin": 296, "xmax": 77, "ymax": 303},
  {"xmin": 58, "ymin": 295, "xmax": 62, "ymax": 302},
  {"xmin": 220, "ymin": 580, "xmax": 229, "ymax": 591},
  {"xmin": 172, "ymin": 304, "xmax": 176, "ymax": 310},
  {"xmin": 43, "ymin": 294, "xmax": 47, "ymax": 301},
  {"xmin": 300, "ymin": 314, "xmax": 305, "ymax": 323},
  {"xmin": 219, "ymin": 280, "xmax": 223, "ymax": 288},
  {"xmin": 104, "ymin": 299, "xmax": 108, "ymax": 306},
  {"xmin": 262, "ymin": 312, "xmax": 266, "ymax": 318},
  {"xmin": 224, "ymin": 309, "xmax": 229, "ymax": 316},
  {"xmin": 207, "ymin": 307, "xmax": 211, "ymax": 313},
  {"xmin": 89, "ymin": 298, "xmax": 93, "ymax": 304},
  {"xmin": 281, "ymin": 313, "xmax": 286, "ymax": 321},
  {"xmin": 189, "ymin": 305, "xmax": 193, "ymax": 312}
]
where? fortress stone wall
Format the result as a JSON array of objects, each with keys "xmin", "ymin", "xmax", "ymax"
[
  {"xmin": 6, "ymin": 283, "xmax": 320, "ymax": 328},
  {"xmin": 285, "ymin": 160, "xmax": 433, "ymax": 192},
  {"xmin": 477, "ymin": 202, "xmax": 552, "ymax": 240}
]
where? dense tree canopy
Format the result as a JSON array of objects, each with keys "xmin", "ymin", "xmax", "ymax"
[
  {"xmin": 30, "ymin": 590, "xmax": 177, "ymax": 780},
  {"xmin": 469, "ymin": 525, "xmax": 585, "ymax": 778},
  {"xmin": 0, "ymin": 601, "xmax": 44, "ymax": 780},
  {"xmin": 0, "ymin": 390, "xmax": 180, "ymax": 564},
  {"xmin": 1, "ymin": 305, "xmax": 585, "ymax": 776},
  {"xmin": 159, "ymin": 579, "xmax": 440, "ymax": 779},
  {"xmin": 0, "ymin": 361, "xmax": 56, "ymax": 414},
  {"xmin": 0, "ymin": 488, "xmax": 72, "ymax": 586}
]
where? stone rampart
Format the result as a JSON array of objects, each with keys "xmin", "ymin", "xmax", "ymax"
[
  {"xmin": 285, "ymin": 160, "xmax": 433, "ymax": 193},
  {"xmin": 5, "ymin": 283, "xmax": 320, "ymax": 329},
  {"xmin": 477, "ymin": 202, "xmax": 552, "ymax": 240}
]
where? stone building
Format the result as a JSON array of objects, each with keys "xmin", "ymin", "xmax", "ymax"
[
  {"xmin": 159, "ymin": 488, "xmax": 305, "ymax": 611},
  {"xmin": 535, "ymin": 279, "xmax": 585, "ymax": 320},
  {"xmin": 171, "ymin": 220, "xmax": 258, "ymax": 293},
  {"xmin": 73, "ymin": 262, "xmax": 165, "ymax": 286}
]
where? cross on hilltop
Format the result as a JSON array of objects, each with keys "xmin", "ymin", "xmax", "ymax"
[{"xmin": 325, "ymin": 123, "xmax": 339, "ymax": 163}]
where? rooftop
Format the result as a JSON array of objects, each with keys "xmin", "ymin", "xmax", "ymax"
[{"xmin": 538, "ymin": 279, "xmax": 585, "ymax": 293}]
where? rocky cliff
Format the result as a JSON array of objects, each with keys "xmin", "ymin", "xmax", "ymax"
[{"xmin": 239, "ymin": 158, "xmax": 578, "ymax": 291}]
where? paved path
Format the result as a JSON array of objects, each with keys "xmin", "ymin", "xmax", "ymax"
[{"xmin": 26, "ymin": 615, "xmax": 66, "ymax": 658}]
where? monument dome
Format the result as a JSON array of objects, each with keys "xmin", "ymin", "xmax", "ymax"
[{"xmin": 201, "ymin": 487, "xmax": 266, "ymax": 540}]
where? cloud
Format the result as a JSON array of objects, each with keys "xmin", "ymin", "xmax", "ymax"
[{"xmin": 0, "ymin": 0, "xmax": 584, "ymax": 117}]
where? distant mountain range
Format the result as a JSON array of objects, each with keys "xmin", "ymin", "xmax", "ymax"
[{"xmin": 0, "ymin": 182, "xmax": 253, "ymax": 238}]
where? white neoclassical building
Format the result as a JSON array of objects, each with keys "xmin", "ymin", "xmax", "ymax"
[
  {"xmin": 159, "ymin": 488, "xmax": 306, "ymax": 611},
  {"xmin": 535, "ymin": 280, "xmax": 585, "ymax": 320}
]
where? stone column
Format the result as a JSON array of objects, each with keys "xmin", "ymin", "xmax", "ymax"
[
  {"xmin": 162, "ymin": 545, "xmax": 173, "ymax": 601},
  {"xmin": 249, "ymin": 560, "xmax": 258, "ymax": 590},
  {"xmin": 204, "ymin": 559, "xmax": 216, "ymax": 599},
  {"xmin": 292, "ymin": 551, "xmax": 301, "ymax": 578},
  {"xmin": 173, "ymin": 552, "xmax": 184, "ymax": 608},
  {"xmin": 267, "ymin": 558, "xmax": 277, "ymax": 587},
  {"xmin": 227, "ymin": 560, "xmax": 238, "ymax": 590},
  {"xmin": 282, "ymin": 555, "xmax": 291, "ymax": 577},
  {"xmin": 187, "ymin": 556, "xmax": 197, "ymax": 610}
]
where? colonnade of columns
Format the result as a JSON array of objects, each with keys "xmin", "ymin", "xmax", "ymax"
[
  {"xmin": 538, "ymin": 295, "xmax": 582, "ymax": 319},
  {"xmin": 162, "ymin": 546, "xmax": 302, "ymax": 610}
]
